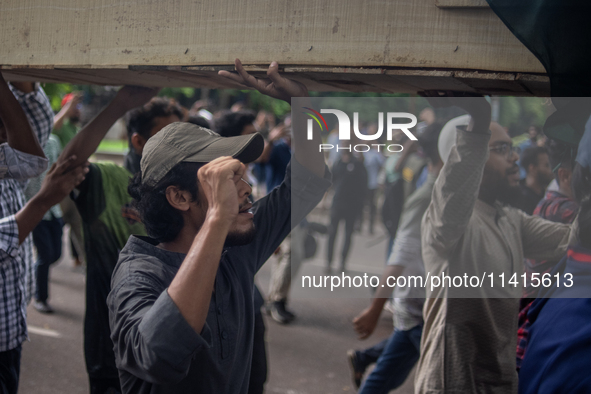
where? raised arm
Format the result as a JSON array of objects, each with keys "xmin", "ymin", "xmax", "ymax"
[
  {"xmin": 0, "ymin": 74, "xmax": 45, "ymax": 158},
  {"xmin": 14, "ymin": 156, "xmax": 88, "ymax": 244},
  {"xmin": 422, "ymin": 95, "xmax": 492, "ymax": 252},
  {"xmin": 53, "ymin": 92, "xmax": 82, "ymax": 130},
  {"xmin": 256, "ymin": 123, "xmax": 289, "ymax": 163},
  {"xmin": 8, "ymin": 81, "xmax": 53, "ymax": 150},
  {"xmin": 1, "ymin": 155, "xmax": 88, "ymax": 260},
  {"xmin": 219, "ymin": 59, "xmax": 325, "ymax": 178},
  {"xmin": 58, "ymin": 86, "xmax": 158, "ymax": 169},
  {"xmin": 166, "ymin": 157, "xmax": 247, "ymax": 334}
]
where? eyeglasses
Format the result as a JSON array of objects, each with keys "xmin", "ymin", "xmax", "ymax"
[{"xmin": 489, "ymin": 143, "xmax": 520, "ymax": 159}]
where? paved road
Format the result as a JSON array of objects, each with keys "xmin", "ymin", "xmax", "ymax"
[{"xmin": 20, "ymin": 223, "xmax": 415, "ymax": 394}]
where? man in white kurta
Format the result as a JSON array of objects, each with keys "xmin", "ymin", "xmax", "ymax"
[{"xmin": 416, "ymin": 100, "xmax": 576, "ymax": 394}]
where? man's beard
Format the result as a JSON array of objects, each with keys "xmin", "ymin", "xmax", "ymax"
[
  {"xmin": 224, "ymin": 223, "xmax": 257, "ymax": 247},
  {"xmin": 498, "ymin": 183, "xmax": 523, "ymax": 206},
  {"xmin": 494, "ymin": 164, "xmax": 523, "ymax": 206}
]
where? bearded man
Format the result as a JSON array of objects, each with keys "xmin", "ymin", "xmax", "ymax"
[{"xmin": 416, "ymin": 95, "xmax": 577, "ymax": 394}]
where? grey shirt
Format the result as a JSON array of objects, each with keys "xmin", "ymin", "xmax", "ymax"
[{"xmin": 108, "ymin": 158, "xmax": 330, "ymax": 394}]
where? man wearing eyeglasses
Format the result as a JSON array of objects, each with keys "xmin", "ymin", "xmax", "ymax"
[{"xmin": 415, "ymin": 95, "xmax": 577, "ymax": 394}]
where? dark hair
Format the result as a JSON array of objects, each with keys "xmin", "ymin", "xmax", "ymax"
[
  {"xmin": 126, "ymin": 97, "xmax": 183, "ymax": 140},
  {"xmin": 187, "ymin": 115, "xmax": 211, "ymax": 129},
  {"xmin": 128, "ymin": 162, "xmax": 203, "ymax": 243},
  {"xmin": 214, "ymin": 110, "xmax": 256, "ymax": 137},
  {"xmin": 546, "ymin": 138, "xmax": 578, "ymax": 172},
  {"xmin": 521, "ymin": 146, "xmax": 548, "ymax": 173}
]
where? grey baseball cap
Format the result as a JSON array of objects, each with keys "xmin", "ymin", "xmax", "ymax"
[{"xmin": 140, "ymin": 122, "xmax": 264, "ymax": 186}]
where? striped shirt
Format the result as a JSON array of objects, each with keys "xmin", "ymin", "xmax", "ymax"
[
  {"xmin": 516, "ymin": 191, "xmax": 578, "ymax": 370},
  {"xmin": 24, "ymin": 135, "xmax": 63, "ymax": 220},
  {"xmin": 0, "ymin": 144, "xmax": 48, "ymax": 181},
  {"xmin": 0, "ymin": 83, "xmax": 53, "ymax": 352}
]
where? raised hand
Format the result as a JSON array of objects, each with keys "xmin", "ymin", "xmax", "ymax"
[
  {"xmin": 58, "ymin": 85, "xmax": 160, "ymax": 171},
  {"xmin": 63, "ymin": 93, "xmax": 83, "ymax": 117},
  {"xmin": 218, "ymin": 59, "xmax": 308, "ymax": 103},
  {"xmin": 268, "ymin": 123, "xmax": 289, "ymax": 142},
  {"xmin": 14, "ymin": 155, "xmax": 88, "ymax": 244},
  {"xmin": 197, "ymin": 156, "xmax": 247, "ymax": 225},
  {"xmin": 419, "ymin": 90, "xmax": 490, "ymax": 117},
  {"xmin": 38, "ymin": 155, "xmax": 89, "ymax": 207},
  {"xmin": 419, "ymin": 90, "xmax": 491, "ymax": 133}
]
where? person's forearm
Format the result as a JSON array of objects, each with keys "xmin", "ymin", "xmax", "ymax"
[
  {"xmin": 59, "ymin": 99, "xmax": 127, "ymax": 169},
  {"xmin": 368, "ymin": 297, "xmax": 388, "ymax": 318},
  {"xmin": 0, "ymin": 77, "xmax": 45, "ymax": 158},
  {"xmin": 167, "ymin": 214, "xmax": 231, "ymax": 334},
  {"xmin": 427, "ymin": 128, "xmax": 490, "ymax": 251},
  {"xmin": 53, "ymin": 107, "xmax": 69, "ymax": 131},
  {"xmin": 14, "ymin": 194, "xmax": 52, "ymax": 244},
  {"xmin": 374, "ymin": 264, "xmax": 404, "ymax": 299},
  {"xmin": 292, "ymin": 97, "xmax": 326, "ymax": 178}
]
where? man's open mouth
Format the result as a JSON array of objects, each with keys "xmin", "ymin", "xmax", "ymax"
[{"xmin": 239, "ymin": 203, "xmax": 253, "ymax": 214}]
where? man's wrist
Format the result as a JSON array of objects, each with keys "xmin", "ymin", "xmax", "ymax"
[
  {"xmin": 29, "ymin": 192, "xmax": 56, "ymax": 213},
  {"xmin": 204, "ymin": 209, "xmax": 234, "ymax": 232}
]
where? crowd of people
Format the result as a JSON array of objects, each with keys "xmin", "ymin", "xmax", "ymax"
[{"xmin": 1, "ymin": 60, "xmax": 591, "ymax": 394}]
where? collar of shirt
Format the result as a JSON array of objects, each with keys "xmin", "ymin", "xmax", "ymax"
[{"xmin": 474, "ymin": 198, "xmax": 502, "ymax": 218}]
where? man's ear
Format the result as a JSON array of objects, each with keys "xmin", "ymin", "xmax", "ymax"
[
  {"xmin": 165, "ymin": 186, "xmax": 193, "ymax": 212},
  {"xmin": 130, "ymin": 132, "xmax": 147, "ymax": 155}
]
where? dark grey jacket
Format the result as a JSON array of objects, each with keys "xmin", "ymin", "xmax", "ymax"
[{"xmin": 107, "ymin": 159, "xmax": 330, "ymax": 394}]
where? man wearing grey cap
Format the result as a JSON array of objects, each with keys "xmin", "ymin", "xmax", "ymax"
[{"xmin": 107, "ymin": 59, "xmax": 330, "ymax": 394}]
